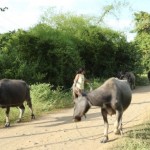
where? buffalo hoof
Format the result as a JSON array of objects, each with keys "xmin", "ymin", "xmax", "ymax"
[
  {"xmin": 73, "ymin": 116, "xmax": 81, "ymax": 122},
  {"xmin": 5, "ymin": 122, "xmax": 10, "ymax": 127},
  {"xmin": 73, "ymin": 118, "xmax": 80, "ymax": 122},
  {"xmin": 31, "ymin": 114, "xmax": 35, "ymax": 119},
  {"xmin": 114, "ymin": 129, "xmax": 121, "ymax": 135},
  {"xmin": 101, "ymin": 136, "xmax": 108, "ymax": 143}
]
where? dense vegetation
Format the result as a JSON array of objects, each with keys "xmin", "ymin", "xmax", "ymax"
[
  {"xmin": 0, "ymin": 9, "xmax": 146, "ymax": 89},
  {"xmin": 133, "ymin": 11, "xmax": 150, "ymax": 73}
]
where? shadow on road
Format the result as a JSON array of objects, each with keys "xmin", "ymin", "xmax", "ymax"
[
  {"xmin": 131, "ymin": 100, "xmax": 150, "ymax": 105},
  {"xmin": 132, "ymin": 85, "xmax": 150, "ymax": 94},
  {"xmin": 36, "ymin": 111, "xmax": 102, "ymax": 127}
]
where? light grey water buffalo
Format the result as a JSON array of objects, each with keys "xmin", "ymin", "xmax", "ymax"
[
  {"xmin": 73, "ymin": 77, "xmax": 132, "ymax": 143},
  {"xmin": 0, "ymin": 79, "xmax": 35, "ymax": 127}
]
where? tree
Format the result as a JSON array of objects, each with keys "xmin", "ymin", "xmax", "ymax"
[
  {"xmin": 0, "ymin": 7, "xmax": 8, "ymax": 11},
  {"xmin": 0, "ymin": 8, "xmax": 140, "ymax": 88},
  {"xmin": 133, "ymin": 11, "xmax": 150, "ymax": 72},
  {"xmin": 40, "ymin": 8, "xmax": 141, "ymax": 78},
  {"xmin": 97, "ymin": 0, "xmax": 131, "ymax": 25}
]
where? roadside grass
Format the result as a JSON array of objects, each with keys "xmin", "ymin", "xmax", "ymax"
[{"xmin": 113, "ymin": 121, "xmax": 150, "ymax": 150}]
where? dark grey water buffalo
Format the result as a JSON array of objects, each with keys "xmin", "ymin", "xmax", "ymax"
[
  {"xmin": 148, "ymin": 71, "xmax": 150, "ymax": 82},
  {"xmin": 117, "ymin": 71, "xmax": 135, "ymax": 90},
  {"xmin": 116, "ymin": 71, "xmax": 125, "ymax": 79},
  {"xmin": 122, "ymin": 72, "xmax": 135, "ymax": 90},
  {"xmin": 0, "ymin": 79, "xmax": 35, "ymax": 127},
  {"xmin": 73, "ymin": 77, "xmax": 132, "ymax": 143}
]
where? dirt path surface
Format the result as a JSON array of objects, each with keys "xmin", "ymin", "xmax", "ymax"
[{"xmin": 0, "ymin": 85, "xmax": 150, "ymax": 150}]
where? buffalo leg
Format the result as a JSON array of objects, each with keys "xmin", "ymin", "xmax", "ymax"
[
  {"xmin": 114, "ymin": 110, "xmax": 123, "ymax": 135},
  {"xmin": 17, "ymin": 104, "xmax": 25, "ymax": 123},
  {"xmin": 27, "ymin": 101, "xmax": 35, "ymax": 119},
  {"xmin": 5, "ymin": 107, "xmax": 10, "ymax": 127},
  {"xmin": 101, "ymin": 108, "xmax": 109, "ymax": 143}
]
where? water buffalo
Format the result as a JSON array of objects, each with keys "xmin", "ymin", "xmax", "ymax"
[
  {"xmin": 116, "ymin": 71, "xmax": 135, "ymax": 90},
  {"xmin": 73, "ymin": 77, "xmax": 132, "ymax": 143},
  {"xmin": 0, "ymin": 79, "xmax": 35, "ymax": 127},
  {"xmin": 116, "ymin": 71, "xmax": 125, "ymax": 79},
  {"xmin": 122, "ymin": 72, "xmax": 135, "ymax": 90},
  {"xmin": 148, "ymin": 71, "xmax": 150, "ymax": 82}
]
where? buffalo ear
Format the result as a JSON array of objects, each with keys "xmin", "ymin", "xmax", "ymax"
[
  {"xmin": 84, "ymin": 101, "xmax": 91, "ymax": 114},
  {"xmin": 81, "ymin": 92, "xmax": 87, "ymax": 96}
]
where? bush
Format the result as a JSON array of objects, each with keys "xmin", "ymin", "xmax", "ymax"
[
  {"xmin": 136, "ymin": 74, "xmax": 149, "ymax": 86},
  {"xmin": 30, "ymin": 83, "xmax": 73, "ymax": 114}
]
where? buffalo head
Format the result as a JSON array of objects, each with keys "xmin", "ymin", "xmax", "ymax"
[{"xmin": 73, "ymin": 95, "xmax": 91, "ymax": 122}]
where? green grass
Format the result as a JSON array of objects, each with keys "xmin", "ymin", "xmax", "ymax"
[{"xmin": 113, "ymin": 122, "xmax": 150, "ymax": 150}]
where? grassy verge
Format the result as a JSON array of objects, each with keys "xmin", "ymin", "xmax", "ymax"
[{"xmin": 113, "ymin": 121, "xmax": 150, "ymax": 150}]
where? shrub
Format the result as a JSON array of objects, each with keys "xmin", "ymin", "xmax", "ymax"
[{"xmin": 30, "ymin": 83, "xmax": 73, "ymax": 114}]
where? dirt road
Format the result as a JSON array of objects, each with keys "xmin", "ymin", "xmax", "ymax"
[{"xmin": 0, "ymin": 85, "xmax": 150, "ymax": 150}]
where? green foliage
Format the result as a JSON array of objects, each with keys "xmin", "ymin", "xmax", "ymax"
[
  {"xmin": 28, "ymin": 23, "xmax": 83, "ymax": 87},
  {"xmin": 0, "ymin": 9, "xmax": 142, "ymax": 88},
  {"xmin": 136, "ymin": 74, "xmax": 149, "ymax": 86},
  {"xmin": 0, "ymin": 30, "xmax": 46, "ymax": 82},
  {"xmin": 76, "ymin": 25, "xmax": 139, "ymax": 77},
  {"xmin": 88, "ymin": 78, "xmax": 105, "ymax": 90},
  {"xmin": 134, "ymin": 11, "xmax": 150, "ymax": 34},
  {"xmin": 30, "ymin": 83, "xmax": 73, "ymax": 112},
  {"xmin": 133, "ymin": 11, "xmax": 150, "ymax": 73},
  {"xmin": 0, "ymin": 25, "xmax": 82, "ymax": 87},
  {"xmin": 40, "ymin": 8, "xmax": 140, "ymax": 77}
]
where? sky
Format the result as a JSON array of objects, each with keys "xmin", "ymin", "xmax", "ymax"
[{"xmin": 0, "ymin": 0, "xmax": 150, "ymax": 41}]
